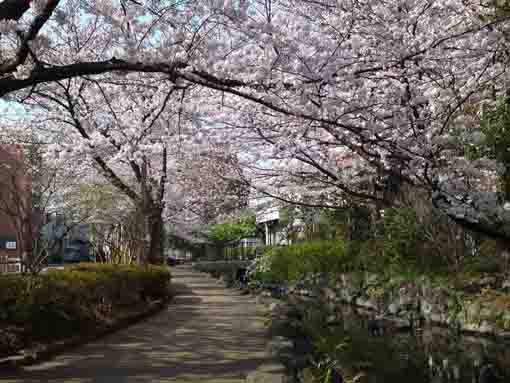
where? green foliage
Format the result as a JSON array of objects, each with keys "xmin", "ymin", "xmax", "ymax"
[
  {"xmin": 481, "ymin": 98, "xmax": 510, "ymax": 198},
  {"xmin": 0, "ymin": 264, "xmax": 171, "ymax": 354},
  {"xmin": 465, "ymin": 97, "xmax": 510, "ymax": 199},
  {"xmin": 207, "ymin": 214, "xmax": 257, "ymax": 244},
  {"xmin": 326, "ymin": 205, "xmax": 373, "ymax": 241},
  {"xmin": 376, "ymin": 207, "xmax": 424, "ymax": 269},
  {"xmin": 253, "ymin": 240, "xmax": 350, "ymax": 283},
  {"xmin": 298, "ymin": 302, "xmax": 348, "ymax": 382},
  {"xmin": 342, "ymin": 207, "xmax": 448, "ymax": 275},
  {"xmin": 70, "ymin": 263, "xmax": 172, "ymax": 300},
  {"xmin": 251, "ymin": 206, "xmax": 455, "ymax": 285},
  {"xmin": 224, "ymin": 245, "xmax": 257, "ymax": 260},
  {"xmin": 193, "ymin": 261, "xmax": 249, "ymax": 274},
  {"xmin": 278, "ymin": 206, "xmax": 296, "ymax": 227},
  {"xmin": 480, "ymin": 99, "xmax": 510, "ymax": 164},
  {"xmin": 0, "ymin": 275, "xmax": 31, "ymax": 324},
  {"xmin": 463, "ymin": 256, "xmax": 502, "ymax": 274}
]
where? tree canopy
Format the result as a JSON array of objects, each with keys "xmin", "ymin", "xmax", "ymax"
[
  {"xmin": 1, "ymin": 0, "xmax": 510, "ymax": 249},
  {"xmin": 207, "ymin": 214, "xmax": 257, "ymax": 245}
]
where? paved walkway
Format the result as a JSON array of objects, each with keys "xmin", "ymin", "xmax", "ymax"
[{"xmin": 1, "ymin": 266, "xmax": 270, "ymax": 383}]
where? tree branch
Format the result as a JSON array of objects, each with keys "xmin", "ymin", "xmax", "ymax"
[
  {"xmin": 0, "ymin": 58, "xmax": 187, "ymax": 97},
  {"xmin": 0, "ymin": 0, "xmax": 60, "ymax": 74},
  {"xmin": 0, "ymin": 0, "xmax": 32, "ymax": 21}
]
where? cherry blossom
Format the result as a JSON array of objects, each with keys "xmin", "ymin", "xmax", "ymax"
[{"xmin": 1, "ymin": 0, "xmax": 509, "ymax": 246}]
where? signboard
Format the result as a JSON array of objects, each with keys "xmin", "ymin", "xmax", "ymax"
[{"xmin": 5, "ymin": 241, "xmax": 16, "ymax": 250}]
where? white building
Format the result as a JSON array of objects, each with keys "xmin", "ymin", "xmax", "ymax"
[{"xmin": 251, "ymin": 196, "xmax": 292, "ymax": 246}]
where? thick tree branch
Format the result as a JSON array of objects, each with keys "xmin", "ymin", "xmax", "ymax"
[
  {"xmin": 432, "ymin": 190, "xmax": 510, "ymax": 241},
  {"xmin": 0, "ymin": 59, "xmax": 187, "ymax": 97},
  {"xmin": 0, "ymin": 0, "xmax": 32, "ymax": 21},
  {"xmin": 0, "ymin": 0, "xmax": 60, "ymax": 74}
]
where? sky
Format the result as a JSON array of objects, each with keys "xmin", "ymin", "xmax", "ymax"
[{"xmin": 0, "ymin": 100, "xmax": 26, "ymax": 120}]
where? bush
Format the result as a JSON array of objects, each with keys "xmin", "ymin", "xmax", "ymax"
[
  {"xmin": 377, "ymin": 207, "xmax": 423, "ymax": 262},
  {"xmin": 250, "ymin": 232, "xmax": 450, "ymax": 286},
  {"xmin": 224, "ymin": 246, "xmax": 257, "ymax": 260},
  {"xmin": 0, "ymin": 263, "xmax": 171, "ymax": 354},
  {"xmin": 70, "ymin": 263, "xmax": 172, "ymax": 301},
  {"xmin": 463, "ymin": 257, "xmax": 502, "ymax": 274},
  {"xmin": 251, "ymin": 240, "xmax": 350, "ymax": 283},
  {"xmin": 0, "ymin": 275, "xmax": 31, "ymax": 324},
  {"xmin": 368, "ymin": 207, "xmax": 450, "ymax": 274}
]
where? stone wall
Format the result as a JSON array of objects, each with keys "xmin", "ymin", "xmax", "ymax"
[
  {"xmin": 293, "ymin": 272, "xmax": 510, "ymax": 339},
  {"xmin": 193, "ymin": 261, "xmax": 510, "ymax": 338}
]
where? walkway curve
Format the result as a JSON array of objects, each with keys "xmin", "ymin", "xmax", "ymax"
[{"xmin": 1, "ymin": 266, "xmax": 270, "ymax": 383}]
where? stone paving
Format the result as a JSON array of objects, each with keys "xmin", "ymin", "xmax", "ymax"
[{"xmin": 0, "ymin": 266, "xmax": 271, "ymax": 383}]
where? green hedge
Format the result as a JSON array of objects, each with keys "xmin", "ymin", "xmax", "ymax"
[{"xmin": 0, "ymin": 263, "xmax": 171, "ymax": 355}]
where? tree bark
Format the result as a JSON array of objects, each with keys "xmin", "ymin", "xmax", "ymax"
[
  {"xmin": 146, "ymin": 204, "xmax": 164, "ymax": 264},
  {"xmin": 0, "ymin": 59, "xmax": 187, "ymax": 97},
  {"xmin": 496, "ymin": 239, "xmax": 510, "ymax": 273},
  {"xmin": 0, "ymin": 0, "xmax": 32, "ymax": 21}
]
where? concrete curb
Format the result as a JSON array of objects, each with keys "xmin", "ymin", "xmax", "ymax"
[{"xmin": 0, "ymin": 298, "xmax": 170, "ymax": 372}]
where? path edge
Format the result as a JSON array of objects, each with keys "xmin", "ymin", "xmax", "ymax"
[{"xmin": 0, "ymin": 298, "xmax": 171, "ymax": 373}]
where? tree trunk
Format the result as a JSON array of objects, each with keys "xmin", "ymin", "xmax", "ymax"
[
  {"xmin": 496, "ymin": 239, "xmax": 510, "ymax": 273},
  {"xmin": 145, "ymin": 205, "xmax": 164, "ymax": 264},
  {"xmin": 503, "ymin": 165, "xmax": 510, "ymax": 202}
]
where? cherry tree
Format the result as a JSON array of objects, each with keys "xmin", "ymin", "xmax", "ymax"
[
  {"xmin": 191, "ymin": 0, "xmax": 510, "ymax": 246},
  {"xmin": 0, "ymin": 0, "xmax": 250, "ymax": 97},
  {"xmin": 25, "ymin": 74, "xmax": 250, "ymax": 263},
  {"xmin": 174, "ymin": 142, "xmax": 250, "ymax": 222},
  {"xmin": 2, "ymin": 0, "xmax": 510, "ymax": 248},
  {"xmin": 155, "ymin": 139, "xmax": 253, "ymax": 249},
  {"xmin": 25, "ymin": 75, "xmax": 187, "ymax": 263}
]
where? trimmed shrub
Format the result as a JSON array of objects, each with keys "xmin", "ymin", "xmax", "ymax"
[
  {"xmin": 70, "ymin": 263, "xmax": 172, "ymax": 301},
  {"xmin": 0, "ymin": 263, "xmax": 171, "ymax": 355}
]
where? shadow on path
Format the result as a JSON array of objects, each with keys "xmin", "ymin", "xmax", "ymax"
[{"xmin": 0, "ymin": 267, "xmax": 270, "ymax": 383}]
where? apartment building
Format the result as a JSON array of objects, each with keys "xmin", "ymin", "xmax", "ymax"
[{"xmin": 0, "ymin": 145, "xmax": 31, "ymax": 273}]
